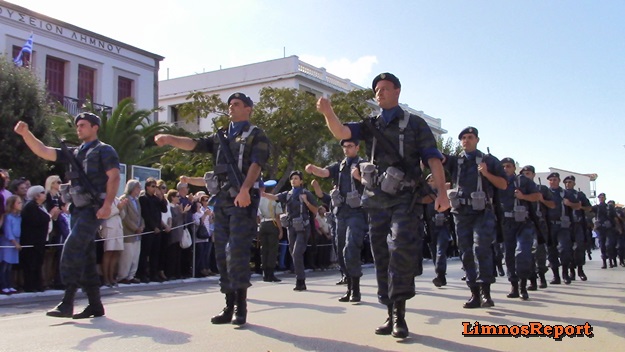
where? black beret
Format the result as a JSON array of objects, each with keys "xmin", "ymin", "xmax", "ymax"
[
  {"xmin": 372, "ymin": 72, "xmax": 401, "ymax": 92},
  {"xmin": 340, "ymin": 138, "xmax": 360, "ymax": 146},
  {"xmin": 458, "ymin": 126, "xmax": 478, "ymax": 140},
  {"xmin": 227, "ymin": 92, "xmax": 253, "ymax": 108},
  {"xmin": 547, "ymin": 172, "xmax": 560, "ymax": 180},
  {"xmin": 563, "ymin": 175, "xmax": 576, "ymax": 183},
  {"xmin": 598, "ymin": 193, "xmax": 606, "ymax": 198},
  {"xmin": 501, "ymin": 157, "xmax": 515, "ymax": 166},
  {"xmin": 520, "ymin": 165, "xmax": 535, "ymax": 173},
  {"xmin": 74, "ymin": 112, "xmax": 101, "ymax": 126},
  {"xmin": 289, "ymin": 170, "xmax": 303, "ymax": 180}
]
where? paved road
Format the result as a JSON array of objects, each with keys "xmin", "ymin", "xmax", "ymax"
[{"xmin": 0, "ymin": 258, "xmax": 623, "ymax": 351}]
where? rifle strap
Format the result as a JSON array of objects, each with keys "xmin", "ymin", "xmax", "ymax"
[
  {"xmin": 370, "ymin": 110, "xmax": 410, "ymax": 162},
  {"xmin": 215, "ymin": 125, "xmax": 257, "ymax": 172}
]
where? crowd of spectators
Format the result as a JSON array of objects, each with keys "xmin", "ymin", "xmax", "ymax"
[{"xmin": 0, "ymin": 167, "xmax": 379, "ymax": 295}]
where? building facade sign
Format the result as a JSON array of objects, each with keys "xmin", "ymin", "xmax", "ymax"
[{"xmin": 0, "ymin": 4, "xmax": 122, "ymax": 54}]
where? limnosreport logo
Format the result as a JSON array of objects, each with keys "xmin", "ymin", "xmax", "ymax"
[{"xmin": 462, "ymin": 321, "xmax": 594, "ymax": 340}]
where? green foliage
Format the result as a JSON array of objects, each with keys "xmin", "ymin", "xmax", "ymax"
[
  {"xmin": 0, "ymin": 55, "xmax": 51, "ymax": 183},
  {"xmin": 437, "ymin": 136, "xmax": 463, "ymax": 156}
]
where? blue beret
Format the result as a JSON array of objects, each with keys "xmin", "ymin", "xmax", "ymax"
[
  {"xmin": 289, "ymin": 170, "xmax": 303, "ymax": 180},
  {"xmin": 372, "ymin": 72, "xmax": 401, "ymax": 92},
  {"xmin": 547, "ymin": 172, "xmax": 560, "ymax": 180},
  {"xmin": 520, "ymin": 165, "xmax": 535, "ymax": 173},
  {"xmin": 501, "ymin": 157, "xmax": 515, "ymax": 166},
  {"xmin": 227, "ymin": 92, "xmax": 253, "ymax": 108},
  {"xmin": 563, "ymin": 175, "xmax": 575, "ymax": 183},
  {"xmin": 458, "ymin": 126, "xmax": 478, "ymax": 140},
  {"xmin": 74, "ymin": 112, "xmax": 101, "ymax": 126},
  {"xmin": 340, "ymin": 138, "xmax": 359, "ymax": 146}
]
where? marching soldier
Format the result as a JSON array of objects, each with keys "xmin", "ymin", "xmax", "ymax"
[
  {"xmin": 444, "ymin": 127, "xmax": 507, "ymax": 309},
  {"xmin": 305, "ymin": 138, "xmax": 367, "ymax": 302},
  {"xmin": 316, "ymin": 73, "xmax": 449, "ymax": 338},
  {"xmin": 563, "ymin": 176, "xmax": 592, "ymax": 280},
  {"xmin": 155, "ymin": 92, "xmax": 270, "ymax": 326},
  {"xmin": 546, "ymin": 172, "xmax": 577, "ymax": 284},
  {"xmin": 498, "ymin": 158, "xmax": 541, "ymax": 300}
]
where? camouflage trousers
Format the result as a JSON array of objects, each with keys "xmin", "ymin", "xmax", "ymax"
[
  {"xmin": 571, "ymin": 223, "xmax": 587, "ymax": 267},
  {"xmin": 367, "ymin": 201, "xmax": 422, "ymax": 305},
  {"xmin": 60, "ymin": 206, "xmax": 102, "ymax": 289},
  {"xmin": 213, "ymin": 196, "xmax": 259, "ymax": 293},
  {"xmin": 502, "ymin": 219, "xmax": 534, "ymax": 281},
  {"xmin": 547, "ymin": 223, "xmax": 573, "ymax": 269},
  {"xmin": 453, "ymin": 209, "xmax": 496, "ymax": 288},
  {"xmin": 335, "ymin": 208, "xmax": 367, "ymax": 278}
]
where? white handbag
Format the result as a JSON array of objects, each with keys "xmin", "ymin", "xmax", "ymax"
[{"xmin": 180, "ymin": 227, "xmax": 192, "ymax": 249}]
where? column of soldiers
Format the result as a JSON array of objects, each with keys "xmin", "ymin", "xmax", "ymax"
[{"xmin": 17, "ymin": 72, "xmax": 623, "ymax": 338}]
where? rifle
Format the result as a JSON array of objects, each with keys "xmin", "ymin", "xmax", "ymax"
[
  {"xmin": 350, "ymin": 105, "xmax": 431, "ymax": 211},
  {"xmin": 485, "ymin": 147, "xmax": 504, "ymax": 243},
  {"xmin": 213, "ymin": 121, "xmax": 246, "ymax": 198},
  {"xmin": 54, "ymin": 134, "xmax": 103, "ymax": 208},
  {"xmin": 538, "ymin": 178, "xmax": 553, "ymax": 247}
]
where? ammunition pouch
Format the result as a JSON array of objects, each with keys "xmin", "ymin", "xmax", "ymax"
[
  {"xmin": 470, "ymin": 191, "xmax": 487, "ymax": 211},
  {"xmin": 434, "ymin": 213, "xmax": 446, "ymax": 226},
  {"xmin": 204, "ymin": 171, "xmax": 221, "ymax": 195},
  {"xmin": 63, "ymin": 185, "xmax": 95, "ymax": 208},
  {"xmin": 345, "ymin": 190, "xmax": 361, "ymax": 208},
  {"xmin": 290, "ymin": 216, "xmax": 309, "ymax": 232},
  {"xmin": 359, "ymin": 162, "xmax": 377, "ymax": 190},
  {"xmin": 513, "ymin": 205, "xmax": 528, "ymax": 222},
  {"xmin": 330, "ymin": 188, "xmax": 344, "ymax": 208},
  {"xmin": 379, "ymin": 166, "xmax": 405, "ymax": 195},
  {"xmin": 560, "ymin": 215, "xmax": 571, "ymax": 229},
  {"xmin": 279, "ymin": 214, "xmax": 289, "ymax": 228},
  {"xmin": 447, "ymin": 189, "xmax": 460, "ymax": 209}
]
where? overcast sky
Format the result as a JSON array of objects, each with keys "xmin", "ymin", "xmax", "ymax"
[{"xmin": 11, "ymin": 0, "xmax": 625, "ymax": 203}]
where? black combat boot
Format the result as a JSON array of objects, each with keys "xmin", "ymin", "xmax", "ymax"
[
  {"xmin": 538, "ymin": 272, "xmax": 548, "ymax": 289},
  {"xmin": 561, "ymin": 266, "xmax": 571, "ymax": 285},
  {"xmin": 497, "ymin": 262, "xmax": 505, "ymax": 277},
  {"xmin": 610, "ymin": 258, "xmax": 617, "ymax": 268},
  {"xmin": 267, "ymin": 269, "xmax": 281, "ymax": 282},
  {"xmin": 293, "ymin": 279, "xmax": 307, "ymax": 291},
  {"xmin": 350, "ymin": 277, "xmax": 361, "ymax": 302},
  {"xmin": 569, "ymin": 267, "xmax": 576, "ymax": 281},
  {"xmin": 232, "ymin": 289, "xmax": 247, "ymax": 325},
  {"xmin": 73, "ymin": 287, "xmax": 105, "ymax": 319},
  {"xmin": 519, "ymin": 279, "xmax": 529, "ymax": 300},
  {"xmin": 211, "ymin": 292, "xmax": 235, "ymax": 324},
  {"xmin": 336, "ymin": 274, "xmax": 347, "ymax": 285},
  {"xmin": 577, "ymin": 266, "xmax": 587, "ymax": 281},
  {"xmin": 262, "ymin": 269, "xmax": 270, "ymax": 282},
  {"xmin": 46, "ymin": 285, "xmax": 77, "ymax": 318},
  {"xmin": 601, "ymin": 258, "xmax": 607, "ymax": 269},
  {"xmin": 527, "ymin": 277, "xmax": 538, "ymax": 291},
  {"xmin": 432, "ymin": 273, "xmax": 447, "ymax": 287},
  {"xmin": 550, "ymin": 267, "xmax": 561, "ymax": 284},
  {"xmin": 480, "ymin": 283, "xmax": 495, "ymax": 308},
  {"xmin": 391, "ymin": 300, "xmax": 409, "ymax": 338},
  {"xmin": 338, "ymin": 277, "xmax": 352, "ymax": 302},
  {"xmin": 463, "ymin": 286, "xmax": 481, "ymax": 309},
  {"xmin": 375, "ymin": 304, "xmax": 393, "ymax": 335},
  {"xmin": 507, "ymin": 281, "xmax": 520, "ymax": 298}
]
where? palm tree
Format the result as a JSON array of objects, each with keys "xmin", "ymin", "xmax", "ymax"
[{"xmin": 50, "ymin": 98, "xmax": 170, "ymax": 166}]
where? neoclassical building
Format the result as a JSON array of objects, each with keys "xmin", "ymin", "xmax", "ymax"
[{"xmin": 0, "ymin": 0, "xmax": 163, "ymax": 118}]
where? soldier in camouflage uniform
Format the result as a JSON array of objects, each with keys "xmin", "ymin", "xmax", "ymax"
[
  {"xmin": 444, "ymin": 127, "xmax": 507, "ymax": 309},
  {"xmin": 15, "ymin": 113, "xmax": 120, "ymax": 319},
  {"xmin": 155, "ymin": 92, "xmax": 270, "ymax": 326},
  {"xmin": 316, "ymin": 73, "xmax": 449, "ymax": 339}
]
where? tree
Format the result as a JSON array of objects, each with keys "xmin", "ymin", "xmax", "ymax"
[
  {"xmin": 0, "ymin": 55, "xmax": 52, "ymax": 183},
  {"xmin": 49, "ymin": 97, "xmax": 170, "ymax": 167},
  {"xmin": 437, "ymin": 136, "xmax": 463, "ymax": 157}
]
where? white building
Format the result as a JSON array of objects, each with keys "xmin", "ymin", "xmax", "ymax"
[
  {"xmin": 536, "ymin": 167, "xmax": 598, "ymax": 202},
  {"xmin": 0, "ymin": 1, "xmax": 163, "ymax": 118},
  {"xmin": 158, "ymin": 55, "xmax": 447, "ymax": 136}
]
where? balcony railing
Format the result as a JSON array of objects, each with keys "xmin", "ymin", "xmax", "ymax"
[{"xmin": 49, "ymin": 94, "xmax": 112, "ymax": 117}]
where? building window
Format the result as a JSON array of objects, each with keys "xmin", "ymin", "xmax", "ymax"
[
  {"xmin": 12, "ymin": 45, "xmax": 31, "ymax": 67},
  {"xmin": 45, "ymin": 56, "xmax": 65, "ymax": 102},
  {"xmin": 78, "ymin": 65, "xmax": 95, "ymax": 103},
  {"xmin": 118, "ymin": 76, "xmax": 133, "ymax": 103}
]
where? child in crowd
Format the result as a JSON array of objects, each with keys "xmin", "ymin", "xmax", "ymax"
[{"xmin": 1, "ymin": 195, "xmax": 23, "ymax": 294}]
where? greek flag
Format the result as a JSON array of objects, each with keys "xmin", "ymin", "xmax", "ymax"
[{"xmin": 13, "ymin": 34, "xmax": 34, "ymax": 67}]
